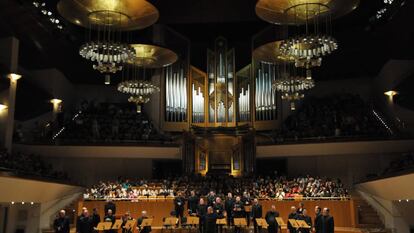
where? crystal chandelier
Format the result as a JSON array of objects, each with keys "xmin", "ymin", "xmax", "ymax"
[
  {"xmin": 272, "ymin": 75, "xmax": 315, "ymax": 101},
  {"xmin": 57, "ymin": 0, "xmax": 159, "ymax": 84},
  {"xmin": 278, "ymin": 2, "xmax": 338, "ymax": 78},
  {"xmin": 118, "ymin": 80, "xmax": 160, "ymax": 113}
]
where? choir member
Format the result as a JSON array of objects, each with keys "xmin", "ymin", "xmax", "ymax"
[
  {"xmin": 207, "ymin": 191, "xmax": 216, "ymax": 207},
  {"xmin": 214, "ymin": 197, "xmax": 225, "ymax": 233},
  {"xmin": 287, "ymin": 206, "xmax": 298, "ymax": 233},
  {"xmin": 54, "ymin": 210, "xmax": 70, "ymax": 233},
  {"xmin": 297, "ymin": 203, "xmax": 305, "ymax": 215},
  {"xmin": 103, "ymin": 209, "xmax": 116, "ymax": 233},
  {"xmin": 233, "ymin": 196, "xmax": 244, "ymax": 233},
  {"xmin": 92, "ymin": 208, "xmax": 101, "ymax": 228},
  {"xmin": 205, "ymin": 206, "xmax": 218, "ymax": 233},
  {"xmin": 314, "ymin": 206, "xmax": 322, "ymax": 233},
  {"xmin": 297, "ymin": 209, "xmax": 312, "ymax": 233},
  {"xmin": 188, "ymin": 190, "xmax": 199, "ymax": 215},
  {"xmin": 242, "ymin": 192, "xmax": 251, "ymax": 227},
  {"xmin": 137, "ymin": 211, "xmax": 152, "ymax": 233},
  {"xmin": 121, "ymin": 211, "xmax": 133, "ymax": 233},
  {"xmin": 77, "ymin": 209, "xmax": 94, "ymax": 233},
  {"xmin": 104, "ymin": 200, "xmax": 116, "ymax": 215},
  {"xmin": 321, "ymin": 208, "xmax": 334, "ymax": 233},
  {"xmin": 174, "ymin": 191, "xmax": 186, "ymax": 220},
  {"xmin": 197, "ymin": 198, "xmax": 208, "ymax": 233},
  {"xmin": 224, "ymin": 193, "xmax": 234, "ymax": 227},
  {"xmin": 265, "ymin": 205, "xmax": 279, "ymax": 233},
  {"xmin": 251, "ymin": 199, "xmax": 263, "ymax": 233}
]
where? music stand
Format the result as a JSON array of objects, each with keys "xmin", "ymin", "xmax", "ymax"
[
  {"xmin": 255, "ymin": 218, "xmax": 268, "ymax": 233},
  {"xmin": 95, "ymin": 222, "xmax": 113, "ymax": 232},
  {"xmin": 296, "ymin": 220, "xmax": 311, "ymax": 229},
  {"xmin": 288, "ymin": 219, "xmax": 300, "ymax": 229},
  {"xmin": 112, "ymin": 220, "xmax": 123, "ymax": 230},
  {"xmin": 187, "ymin": 216, "xmax": 199, "ymax": 233},
  {"xmin": 234, "ymin": 218, "xmax": 247, "ymax": 229},
  {"xmin": 163, "ymin": 217, "xmax": 179, "ymax": 233},
  {"xmin": 216, "ymin": 218, "xmax": 227, "ymax": 226},
  {"xmin": 276, "ymin": 217, "xmax": 286, "ymax": 231},
  {"xmin": 124, "ymin": 219, "xmax": 137, "ymax": 230}
]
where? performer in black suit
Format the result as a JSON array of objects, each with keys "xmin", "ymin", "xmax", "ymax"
[
  {"xmin": 287, "ymin": 206, "xmax": 298, "ymax": 233},
  {"xmin": 174, "ymin": 191, "xmax": 186, "ymax": 220},
  {"xmin": 265, "ymin": 205, "xmax": 279, "ymax": 233},
  {"xmin": 207, "ymin": 191, "xmax": 216, "ymax": 207},
  {"xmin": 233, "ymin": 196, "xmax": 244, "ymax": 233},
  {"xmin": 54, "ymin": 210, "xmax": 70, "ymax": 233},
  {"xmin": 121, "ymin": 211, "xmax": 133, "ymax": 233},
  {"xmin": 214, "ymin": 197, "xmax": 225, "ymax": 233},
  {"xmin": 92, "ymin": 208, "xmax": 101, "ymax": 228},
  {"xmin": 296, "ymin": 209, "xmax": 312, "ymax": 233},
  {"xmin": 103, "ymin": 209, "xmax": 116, "ymax": 233},
  {"xmin": 251, "ymin": 199, "xmax": 263, "ymax": 233},
  {"xmin": 137, "ymin": 211, "xmax": 152, "ymax": 233},
  {"xmin": 321, "ymin": 208, "xmax": 334, "ymax": 233},
  {"xmin": 314, "ymin": 206, "xmax": 322, "ymax": 233},
  {"xmin": 104, "ymin": 200, "xmax": 116, "ymax": 215},
  {"xmin": 77, "ymin": 209, "xmax": 94, "ymax": 233},
  {"xmin": 205, "ymin": 207, "xmax": 218, "ymax": 233},
  {"xmin": 296, "ymin": 203, "xmax": 305, "ymax": 215},
  {"xmin": 224, "ymin": 193, "xmax": 234, "ymax": 227},
  {"xmin": 197, "ymin": 198, "xmax": 208, "ymax": 233},
  {"xmin": 242, "ymin": 192, "xmax": 251, "ymax": 227},
  {"xmin": 188, "ymin": 190, "xmax": 199, "ymax": 215}
]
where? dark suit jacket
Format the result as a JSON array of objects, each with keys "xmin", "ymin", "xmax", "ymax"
[
  {"xmin": 321, "ymin": 215, "xmax": 334, "ymax": 233},
  {"xmin": 104, "ymin": 202, "xmax": 116, "ymax": 215},
  {"xmin": 314, "ymin": 213, "xmax": 323, "ymax": 233},
  {"xmin": 251, "ymin": 204, "xmax": 263, "ymax": 218},
  {"xmin": 76, "ymin": 216, "xmax": 93, "ymax": 233},
  {"xmin": 54, "ymin": 216, "xmax": 70, "ymax": 233}
]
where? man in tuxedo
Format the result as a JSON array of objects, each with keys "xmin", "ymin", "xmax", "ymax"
[
  {"xmin": 242, "ymin": 192, "xmax": 251, "ymax": 227},
  {"xmin": 188, "ymin": 190, "xmax": 199, "ymax": 215},
  {"xmin": 92, "ymin": 208, "xmax": 101, "ymax": 228},
  {"xmin": 251, "ymin": 199, "xmax": 263, "ymax": 233},
  {"xmin": 296, "ymin": 209, "xmax": 312, "ymax": 233},
  {"xmin": 214, "ymin": 197, "xmax": 225, "ymax": 233},
  {"xmin": 296, "ymin": 203, "xmax": 305, "ymax": 215},
  {"xmin": 205, "ymin": 206, "xmax": 218, "ymax": 233},
  {"xmin": 207, "ymin": 191, "xmax": 216, "ymax": 207},
  {"xmin": 121, "ymin": 211, "xmax": 133, "ymax": 233},
  {"xmin": 314, "ymin": 206, "xmax": 322, "ymax": 233},
  {"xmin": 197, "ymin": 198, "xmax": 208, "ymax": 233},
  {"xmin": 103, "ymin": 209, "xmax": 116, "ymax": 233},
  {"xmin": 287, "ymin": 206, "xmax": 298, "ymax": 233},
  {"xmin": 224, "ymin": 193, "xmax": 234, "ymax": 227},
  {"xmin": 233, "ymin": 196, "xmax": 244, "ymax": 233},
  {"xmin": 54, "ymin": 210, "xmax": 70, "ymax": 233},
  {"xmin": 137, "ymin": 210, "xmax": 151, "ymax": 233},
  {"xmin": 77, "ymin": 209, "xmax": 94, "ymax": 233},
  {"xmin": 265, "ymin": 205, "xmax": 279, "ymax": 233},
  {"xmin": 321, "ymin": 208, "xmax": 334, "ymax": 233},
  {"xmin": 174, "ymin": 191, "xmax": 186, "ymax": 220},
  {"xmin": 104, "ymin": 200, "xmax": 116, "ymax": 215}
]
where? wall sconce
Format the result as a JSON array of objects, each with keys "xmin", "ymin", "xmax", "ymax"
[
  {"xmin": 384, "ymin": 90, "xmax": 398, "ymax": 102},
  {"xmin": 8, "ymin": 73, "xmax": 22, "ymax": 82},
  {"xmin": 0, "ymin": 104, "xmax": 8, "ymax": 111},
  {"xmin": 50, "ymin": 98, "xmax": 63, "ymax": 105}
]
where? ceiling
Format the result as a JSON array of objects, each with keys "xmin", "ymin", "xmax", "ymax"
[{"xmin": 0, "ymin": 0, "xmax": 413, "ymax": 84}]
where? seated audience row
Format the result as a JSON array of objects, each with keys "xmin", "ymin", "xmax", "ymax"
[
  {"xmin": 275, "ymin": 93, "xmax": 389, "ymax": 141},
  {"xmin": 83, "ymin": 174, "xmax": 348, "ymax": 200},
  {"xmin": 0, "ymin": 149, "xmax": 69, "ymax": 180}
]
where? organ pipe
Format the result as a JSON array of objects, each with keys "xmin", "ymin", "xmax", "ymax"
[
  {"xmin": 255, "ymin": 62, "xmax": 277, "ymax": 121},
  {"xmin": 165, "ymin": 64, "xmax": 187, "ymax": 122}
]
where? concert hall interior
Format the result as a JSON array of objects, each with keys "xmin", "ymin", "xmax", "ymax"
[{"xmin": 1, "ymin": 1, "xmax": 414, "ymax": 233}]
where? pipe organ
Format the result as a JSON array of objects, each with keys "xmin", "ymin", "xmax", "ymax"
[
  {"xmin": 165, "ymin": 62, "xmax": 188, "ymax": 122},
  {"xmin": 191, "ymin": 67, "xmax": 206, "ymax": 123},
  {"xmin": 207, "ymin": 37, "xmax": 236, "ymax": 126},
  {"xmin": 237, "ymin": 65, "xmax": 251, "ymax": 122},
  {"xmin": 255, "ymin": 62, "xmax": 277, "ymax": 121}
]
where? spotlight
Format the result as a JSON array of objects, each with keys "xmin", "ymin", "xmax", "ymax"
[
  {"xmin": 384, "ymin": 90, "xmax": 398, "ymax": 97},
  {"xmin": 11, "ymin": 201, "xmax": 15, "ymax": 205},
  {"xmin": 8, "ymin": 73, "xmax": 22, "ymax": 81},
  {"xmin": 47, "ymin": 11, "xmax": 52, "ymax": 16},
  {"xmin": 30, "ymin": 202, "xmax": 34, "ymax": 205},
  {"xmin": 0, "ymin": 104, "xmax": 8, "ymax": 111},
  {"xmin": 55, "ymin": 19, "xmax": 59, "ymax": 24},
  {"xmin": 21, "ymin": 202, "xmax": 25, "ymax": 205},
  {"xmin": 398, "ymin": 200, "xmax": 402, "ymax": 202}
]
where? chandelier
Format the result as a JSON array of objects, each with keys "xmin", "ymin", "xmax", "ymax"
[
  {"xmin": 57, "ymin": 0, "xmax": 159, "ymax": 84},
  {"xmin": 79, "ymin": 41, "xmax": 136, "ymax": 74},
  {"xmin": 272, "ymin": 75, "xmax": 315, "ymax": 100}
]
